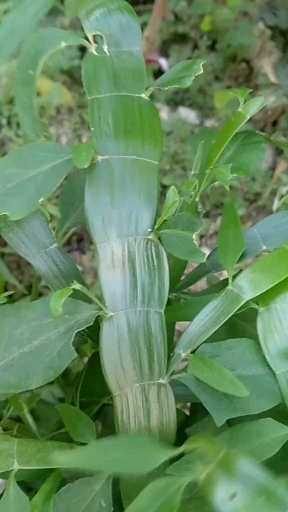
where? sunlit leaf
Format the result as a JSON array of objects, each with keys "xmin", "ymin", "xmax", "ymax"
[
  {"xmin": 214, "ymin": 88, "xmax": 251, "ymax": 109},
  {"xmin": 50, "ymin": 288, "xmax": 73, "ymax": 318}
]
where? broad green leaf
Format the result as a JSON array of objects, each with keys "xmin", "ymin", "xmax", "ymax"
[
  {"xmin": 0, "ymin": 257, "xmax": 26, "ymax": 293},
  {"xmin": 0, "ymin": 211, "xmax": 85, "ymax": 291},
  {"xmin": 15, "ymin": 28, "xmax": 84, "ymax": 138},
  {"xmin": 149, "ymin": 59, "xmax": 205, "ymax": 92},
  {"xmin": 76, "ymin": 352, "xmax": 110, "ymax": 415},
  {"xmin": 214, "ymin": 164, "xmax": 232, "ymax": 190},
  {"xmin": 218, "ymin": 131, "xmax": 266, "ymax": 177},
  {"xmin": 201, "ymin": 449, "xmax": 288, "ymax": 512},
  {"xmin": 218, "ymin": 202, "xmax": 245, "ymax": 281},
  {"xmin": 0, "ymin": 473, "xmax": 29, "ymax": 512},
  {"xmin": 176, "ymin": 210, "xmax": 288, "ymax": 292},
  {"xmin": 259, "ymin": 132, "xmax": 288, "ymax": 151},
  {"xmin": 31, "ymin": 471, "xmax": 62, "ymax": 512},
  {"xmin": 57, "ymin": 170, "xmax": 87, "ymax": 241},
  {"xmin": 187, "ymin": 354, "xmax": 249, "ymax": 397},
  {"xmin": 50, "ymin": 288, "xmax": 73, "ymax": 318},
  {"xmin": 57, "ymin": 404, "xmax": 96, "ymax": 444},
  {"xmin": 0, "ymin": 435, "xmax": 73, "ymax": 472},
  {"xmin": 169, "ymin": 246, "xmax": 288, "ymax": 372},
  {"xmin": 257, "ymin": 279, "xmax": 288, "ymax": 406},
  {"xmin": 165, "ymin": 294, "xmax": 217, "ymax": 323},
  {"xmin": 155, "ymin": 186, "xmax": 180, "ymax": 230},
  {"xmin": 125, "ymin": 476, "xmax": 190, "ymax": 512},
  {"xmin": 53, "ymin": 474, "xmax": 113, "ymax": 512},
  {"xmin": 0, "ymin": 0, "xmax": 53, "ymax": 66},
  {"xmin": 214, "ymin": 88, "xmax": 251, "ymax": 109},
  {"xmin": 205, "ymin": 97, "xmax": 265, "ymax": 170},
  {"xmin": 219, "ymin": 418, "xmax": 288, "ymax": 462},
  {"xmin": 160, "ymin": 230, "xmax": 206, "ymax": 262},
  {"xmin": 172, "ymin": 338, "xmax": 281, "ymax": 425},
  {"xmin": 0, "ymin": 143, "xmax": 73, "ymax": 220},
  {"xmin": 0, "ymin": 296, "xmax": 98, "ymax": 396},
  {"xmin": 72, "ymin": 140, "xmax": 95, "ymax": 169},
  {"xmin": 53, "ymin": 434, "xmax": 181, "ymax": 476}
]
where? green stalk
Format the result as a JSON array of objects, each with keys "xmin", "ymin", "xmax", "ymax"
[{"xmin": 80, "ymin": 0, "xmax": 176, "ymax": 442}]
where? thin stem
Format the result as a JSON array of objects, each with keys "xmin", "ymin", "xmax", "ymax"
[{"xmin": 142, "ymin": 0, "xmax": 169, "ymax": 59}]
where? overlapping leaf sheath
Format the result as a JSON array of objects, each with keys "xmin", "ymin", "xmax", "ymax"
[{"xmin": 81, "ymin": 0, "xmax": 176, "ymax": 441}]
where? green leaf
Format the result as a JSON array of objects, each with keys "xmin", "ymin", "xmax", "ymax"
[
  {"xmin": 53, "ymin": 434, "xmax": 181, "ymax": 476},
  {"xmin": 50, "ymin": 287, "xmax": 73, "ymax": 318},
  {"xmin": 57, "ymin": 170, "xmax": 87, "ymax": 241},
  {"xmin": 0, "ymin": 211, "xmax": 85, "ymax": 291},
  {"xmin": 257, "ymin": 279, "xmax": 288, "ymax": 406},
  {"xmin": 72, "ymin": 140, "xmax": 95, "ymax": 169},
  {"xmin": 155, "ymin": 186, "xmax": 180, "ymax": 230},
  {"xmin": 169, "ymin": 246, "xmax": 288, "ymax": 372},
  {"xmin": 175, "ymin": 210, "xmax": 288, "ymax": 292},
  {"xmin": 218, "ymin": 202, "xmax": 245, "ymax": 281},
  {"xmin": 187, "ymin": 353, "xmax": 249, "ymax": 397},
  {"xmin": 0, "ymin": 143, "xmax": 73, "ymax": 220},
  {"xmin": 31, "ymin": 471, "xmax": 62, "ymax": 512},
  {"xmin": 53, "ymin": 474, "xmax": 113, "ymax": 512},
  {"xmin": 160, "ymin": 230, "xmax": 206, "ymax": 262},
  {"xmin": 0, "ymin": 257, "xmax": 26, "ymax": 293},
  {"xmin": 0, "ymin": 473, "xmax": 30, "ymax": 512},
  {"xmin": 219, "ymin": 418, "xmax": 288, "ymax": 462},
  {"xmin": 165, "ymin": 294, "xmax": 217, "ymax": 323},
  {"xmin": 0, "ymin": 0, "xmax": 53, "ymax": 66},
  {"xmin": 214, "ymin": 88, "xmax": 252, "ymax": 109},
  {"xmin": 149, "ymin": 59, "xmax": 205, "ymax": 92},
  {"xmin": 125, "ymin": 476, "xmax": 190, "ymax": 512},
  {"xmin": 0, "ymin": 296, "xmax": 98, "ymax": 397},
  {"xmin": 214, "ymin": 164, "xmax": 232, "ymax": 190},
  {"xmin": 201, "ymin": 449, "xmax": 288, "ymax": 512},
  {"xmin": 15, "ymin": 28, "xmax": 84, "ymax": 138},
  {"xmin": 241, "ymin": 96, "xmax": 266, "ymax": 117},
  {"xmin": 76, "ymin": 351, "xmax": 110, "ymax": 415},
  {"xmin": 57, "ymin": 404, "xmax": 96, "ymax": 444},
  {"xmin": 0, "ymin": 435, "xmax": 73, "ymax": 472},
  {"xmin": 218, "ymin": 131, "xmax": 266, "ymax": 177},
  {"xmin": 172, "ymin": 338, "xmax": 281, "ymax": 425}
]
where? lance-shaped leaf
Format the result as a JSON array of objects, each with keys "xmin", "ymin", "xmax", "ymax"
[
  {"xmin": 0, "ymin": 0, "xmax": 53, "ymax": 66},
  {"xmin": 172, "ymin": 338, "xmax": 281, "ymax": 425},
  {"xmin": 15, "ymin": 28, "xmax": 84, "ymax": 138},
  {"xmin": 0, "ymin": 143, "xmax": 73, "ymax": 220},
  {"xmin": 257, "ymin": 278, "xmax": 288, "ymax": 406},
  {"xmin": 0, "ymin": 435, "xmax": 73, "ymax": 472},
  {"xmin": 0, "ymin": 296, "xmax": 98, "ymax": 396},
  {"xmin": 219, "ymin": 418, "xmax": 288, "ymax": 463},
  {"xmin": 53, "ymin": 434, "xmax": 181, "ymax": 476},
  {"xmin": 176, "ymin": 210, "xmax": 288, "ymax": 292},
  {"xmin": 169, "ymin": 246, "xmax": 288, "ymax": 373},
  {"xmin": 148, "ymin": 59, "xmax": 205, "ymax": 92},
  {"xmin": 0, "ymin": 473, "xmax": 30, "ymax": 512},
  {"xmin": 0, "ymin": 211, "xmax": 85, "ymax": 291},
  {"xmin": 57, "ymin": 404, "xmax": 96, "ymax": 444},
  {"xmin": 57, "ymin": 170, "xmax": 87, "ymax": 241},
  {"xmin": 0, "ymin": 257, "xmax": 26, "ymax": 293},
  {"xmin": 125, "ymin": 476, "xmax": 191, "ymax": 512},
  {"xmin": 30, "ymin": 471, "xmax": 62, "ymax": 512},
  {"xmin": 53, "ymin": 475, "xmax": 113, "ymax": 512},
  {"xmin": 218, "ymin": 202, "xmax": 245, "ymax": 282}
]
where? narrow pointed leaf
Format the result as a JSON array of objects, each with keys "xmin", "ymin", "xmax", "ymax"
[
  {"xmin": 220, "ymin": 418, "xmax": 288, "ymax": 462},
  {"xmin": 169, "ymin": 246, "xmax": 288, "ymax": 372},
  {"xmin": 173, "ymin": 338, "xmax": 281, "ymax": 425},
  {"xmin": 50, "ymin": 288, "xmax": 73, "ymax": 318},
  {"xmin": 15, "ymin": 28, "xmax": 84, "ymax": 138},
  {"xmin": 125, "ymin": 476, "xmax": 190, "ymax": 512},
  {"xmin": 0, "ymin": 0, "xmax": 53, "ymax": 66},
  {"xmin": 0, "ymin": 435, "xmax": 73, "ymax": 472},
  {"xmin": 31, "ymin": 471, "xmax": 62, "ymax": 512},
  {"xmin": 0, "ymin": 257, "xmax": 26, "ymax": 293},
  {"xmin": 53, "ymin": 475, "xmax": 113, "ymax": 512},
  {"xmin": 214, "ymin": 88, "xmax": 251, "ymax": 109},
  {"xmin": 188, "ymin": 354, "xmax": 249, "ymax": 397},
  {"xmin": 57, "ymin": 171, "xmax": 87, "ymax": 241},
  {"xmin": 149, "ymin": 59, "xmax": 205, "ymax": 92},
  {"xmin": 165, "ymin": 294, "xmax": 217, "ymax": 323},
  {"xmin": 53, "ymin": 434, "xmax": 181, "ymax": 476},
  {"xmin": 218, "ymin": 202, "xmax": 245, "ymax": 281},
  {"xmin": 0, "ymin": 473, "xmax": 29, "ymax": 512},
  {"xmin": 57, "ymin": 404, "xmax": 96, "ymax": 444},
  {"xmin": 0, "ymin": 296, "xmax": 98, "ymax": 396},
  {"xmin": 175, "ymin": 210, "xmax": 288, "ymax": 292},
  {"xmin": 0, "ymin": 143, "xmax": 73, "ymax": 220},
  {"xmin": 257, "ymin": 279, "xmax": 288, "ymax": 405},
  {"xmin": 156, "ymin": 186, "xmax": 180, "ymax": 229},
  {"xmin": 0, "ymin": 211, "xmax": 85, "ymax": 291}
]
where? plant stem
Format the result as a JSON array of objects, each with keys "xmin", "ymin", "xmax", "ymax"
[{"xmin": 142, "ymin": 0, "xmax": 169, "ymax": 58}]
